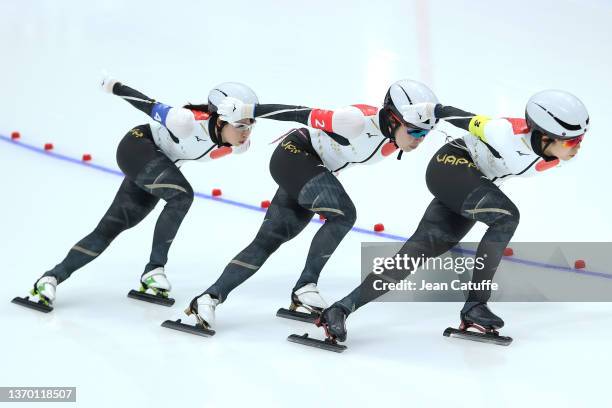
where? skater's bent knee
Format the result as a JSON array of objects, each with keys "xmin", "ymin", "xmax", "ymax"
[
  {"xmin": 463, "ymin": 189, "xmax": 520, "ymax": 228},
  {"xmin": 489, "ymin": 199, "xmax": 520, "ymax": 230},
  {"xmin": 319, "ymin": 201, "xmax": 357, "ymax": 226},
  {"xmin": 167, "ymin": 187, "xmax": 194, "ymax": 211}
]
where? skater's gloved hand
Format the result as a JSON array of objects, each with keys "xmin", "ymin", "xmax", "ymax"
[
  {"xmin": 100, "ymin": 72, "xmax": 119, "ymax": 94},
  {"xmin": 217, "ymin": 96, "xmax": 255, "ymax": 123},
  {"xmin": 400, "ymin": 102, "xmax": 436, "ymax": 127}
]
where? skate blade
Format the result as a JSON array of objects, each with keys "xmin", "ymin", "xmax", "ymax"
[
  {"xmin": 161, "ymin": 319, "xmax": 215, "ymax": 337},
  {"xmin": 276, "ymin": 308, "xmax": 318, "ymax": 323},
  {"xmin": 127, "ymin": 289, "xmax": 175, "ymax": 306},
  {"xmin": 443, "ymin": 327, "xmax": 513, "ymax": 346},
  {"xmin": 287, "ymin": 333, "xmax": 347, "ymax": 353},
  {"xmin": 11, "ymin": 296, "xmax": 53, "ymax": 313}
]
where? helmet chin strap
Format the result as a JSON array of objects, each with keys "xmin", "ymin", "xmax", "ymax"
[
  {"xmin": 380, "ymin": 109, "xmax": 404, "ymax": 160},
  {"xmin": 215, "ymin": 122, "xmax": 227, "ymax": 145},
  {"xmin": 389, "ymin": 129, "xmax": 404, "ymax": 160},
  {"xmin": 211, "ymin": 115, "xmax": 231, "ymax": 147},
  {"xmin": 530, "ymin": 129, "xmax": 557, "ymax": 162},
  {"xmin": 542, "ymin": 139, "xmax": 554, "ymax": 157}
]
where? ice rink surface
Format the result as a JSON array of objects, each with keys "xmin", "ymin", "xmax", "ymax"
[{"xmin": 2, "ymin": 1, "xmax": 612, "ymax": 407}]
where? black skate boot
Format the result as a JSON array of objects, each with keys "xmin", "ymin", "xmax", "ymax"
[
  {"xmin": 444, "ymin": 302, "xmax": 512, "ymax": 346},
  {"xmin": 461, "ymin": 302, "xmax": 504, "ymax": 329},
  {"xmin": 318, "ymin": 306, "xmax": 348, "ymax": 342},
  {"xmin": 287, "ymin": 306, "xmax": 348, "ymax": 353}
]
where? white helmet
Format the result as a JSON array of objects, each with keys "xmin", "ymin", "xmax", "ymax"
[
  {"xmin": 384, "ymin": 79, "xmax": 439, "ymax": 130},
  {"xmin": 208, "ymin": 82, "xmax": 259, "ymax": 113},
  {"xmin": 525, "ymin": 90, "xmax": 589, "ymax": 139}
]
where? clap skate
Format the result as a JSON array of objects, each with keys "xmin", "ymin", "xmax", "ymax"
[
  {"xmin": 287, "ymin": 306, "xmax": 348, "ymax": 353},
  {"xmin": 443, "ymin": 302, "xmax": 512, "ymax": 346},
  {"xmin": 161, "ymin": 294, "xmax": 216, "ymax": 337},
  {"xmin": 12, "ymin": 276, "xmax": 57, "ymax": 313},
  {"xmin": 127, "ymin": 267, "xmax": 175, "ymax": 306},
  {"xmin": 276, "ymin": 283, "xmax": 327, "ymax": 323}
]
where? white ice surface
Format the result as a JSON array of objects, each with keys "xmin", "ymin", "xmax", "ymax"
[
  {"xmin": 2, "ymin": 137, "xmax": 612, "ymax": 408},
  {"xmin": 1, "ymin": 1, "xmax": 612, "ymax": 407}
]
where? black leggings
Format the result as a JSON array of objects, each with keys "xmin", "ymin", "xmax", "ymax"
[
  {"xmin": 334, "ymin": 140, "xmax": 520, "ymax": 314},
  {"xmin": 204, "ymin": 128, "xmax": 357, "ymax": 302},
  {"xmin": 43, "ymin": 125, "xmax": 194, "ymax": 283}
]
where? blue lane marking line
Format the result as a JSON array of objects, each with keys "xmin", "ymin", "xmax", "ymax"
[
  {"xmin": 2, "ymin": 136, "xmax": 124, "ymax": 177},
  {"xmin": 2, "ymin": 133, "xmax": 610, "ymax": 280}
]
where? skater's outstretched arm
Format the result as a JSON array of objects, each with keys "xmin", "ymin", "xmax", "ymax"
[
  {"xmin": 218, "ymin": 98, "xmax": 368, "ymax": 140},
  {"xmin": 403, "ymin": 103, "xmax": 532, "ymax": 172},
  {"xmin": 100, "ymin": 77, "xmax": 197, "ymax": 139},
  {"xmin": 433, "ymin": 105, "xmax": 477, "ymax": 131},
  {"xmin": 255, "ymin": 104, "xmax": 366, "ymax": 139},
  {"xmin": 400, "ymin": 102, "xmax": 478, "ymax": 131}
]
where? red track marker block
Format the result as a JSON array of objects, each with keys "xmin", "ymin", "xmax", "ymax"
[
  {"xmin": 82, "ymin": 154, "xmax": 92, "ymax": 162},
  {"xmin": 212, "ymin": 188, "xmax": 222, "ymax": 197},
  {"xmin": 11, "ymin": 131, "xmax": 20, "ymax": 140},
  {"xmin": 261, "ymin": 200, "xmax": 271, "ymax": 208},
  {"xmin": 503, "ymin": 247, "xmax": 514, "ymax": 256},
  {"xmin": 574, "ymin": 260, "xmax": 586, "ymax": 269},
  {"xmin": 374, "ymin": 223, "xmax": 385, "ymax": 232},
  {"xmin": 44, "ymin": 143, "xmax": 54, "ymax": 151}
]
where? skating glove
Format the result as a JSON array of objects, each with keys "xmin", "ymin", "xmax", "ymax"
[
  {"xmin": 217, "ymin": 96, "xmax": 255, "ymax": 123},
  {"xmin": 400, "ymin": 102, "xmax": 436, "ymax": 128},
  {"xmin": 100, "ymin": 72, "xmax": 119, "ymax": 94}
]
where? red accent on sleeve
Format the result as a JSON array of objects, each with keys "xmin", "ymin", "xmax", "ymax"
[
  {"xmin": 503, "ymin": 117, "xmax": 529, "ymax": 134},
  {"xmin": 309, "ymin": 109, "xmax": 334, "ymax": 132},
  {"xmin": 352, "ymin": 104, "xmax": 378, "ymax": 116},
  {"xmin": 191, "ymin": 110, "xmax": 211, "ymax": 121},
  {"xmin": 210, "ymin": 146, "xmax": 232, "ymax": 159},
  {"xmin": 381, "ymin": 141, "xmax": 398, "ymax": 156},
  {"xmin": 535, "ymin": 158, "xmax": 560, "ymax": 172}
]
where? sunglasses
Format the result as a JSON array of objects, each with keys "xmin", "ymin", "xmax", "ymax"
[
  {"xmin": 562, "ymin": 134, "xmax": 584, "ymax": 148},
  {"xmin": 406, "ymin": 127, "xmax": 429, "ymax": 139},
  {"xmin": 229, "ymin": 120, "xmax": 256, "ymax": 132},
  {"xmin": 389, "ymin": 110, "xmax": 429, "ymax": 139}
]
